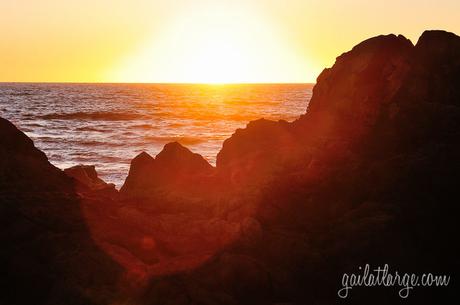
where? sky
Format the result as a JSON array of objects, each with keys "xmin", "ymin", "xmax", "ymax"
[{"xmin": 1, "ymin": 0, "xmax": 459, "ymax": 83}]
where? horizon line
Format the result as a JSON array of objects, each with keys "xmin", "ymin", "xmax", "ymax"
[{"xmin": 0, "ymin": 81, "xmax": 316, "ymax": 85}]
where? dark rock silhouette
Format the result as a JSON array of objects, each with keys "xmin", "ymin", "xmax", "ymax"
[
  {"xmin": 64, "ymin": 164, "xmax": 118, "ymax": 198},
  {"xmin": 216, "ymin": 118, "xmax": 307, "ymax": 187},
  {"xmin": 0, "ymin": 118, "xmax": 121, "ymax": 305},
  {"xmin": 298, "ymin": 34, "xmax": 413, "ymax": 139},
  {"xmin": 0, "ymin": 117, "xmax": 72, "ymax": 191},
  {"xmin": 120, "ymin": 151, "xmax": 156, "ymax": 196},
  {"xmin": 156, "ymin": 141, "xmax": 213, "ymax": 173},
  {"xmin": 121, "ymin": 142, "xmax": 214, "ymax": 199}
]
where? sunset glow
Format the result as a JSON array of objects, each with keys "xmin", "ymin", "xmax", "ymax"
[
  {"xmin": 107, "ymin": 3, "xmax": 315, "ymax": 84},
  {"xmin": 1, "ymin": 0, "xmax": 460, "ymax": 83}
]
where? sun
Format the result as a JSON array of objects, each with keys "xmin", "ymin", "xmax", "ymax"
[
  {"xmin": 107, "ymin": 3, "xmax": 316, "ymax": 84},
  {"xmin": 172, "ymin": 23, "xmax": 254, "ymax": 84}
]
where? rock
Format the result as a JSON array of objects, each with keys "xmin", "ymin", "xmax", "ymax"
[
  {"xmin": 120, "ymin": 142, "xmax": 214, "ymax": 199},
  {"xmin": 297, "ymin": 34, "xmax": 413, "ymax": 141},
  {"xmin": 156, "ymin": 142, "xmax": 213, "ymax": 174},
  {"xmin": 214, "ymin": 253, "xmax": 271, "ymax": 301},
  {"xmin": 138, "ymin": 30, "xmax": 460, "ymax": 305},
  {"xmin": 64, "ymin": 165, "xmax": 104, "ymax": 187},
  {"xmin": 405, "ymin": 30, "xmax": 460, "ymax": 106},
  {"xmin": 214, "ymin": 34, "xmax": 417, "ymax": 184},
  {"xmin": 64, "ymin": 164, "xmax": 117, "ymax": 197},
  {"xmin": 216, "ymin": 31, "xmax": 460, "ymax": 187},
  {"xmin": 0, "ymin": 117, "xmax": 73, "ymax": 192},
  {"xmin": 0, "ymin": 117, "xmax": 121, "ymax": 305},
  {"xmin": 216, "ymin": 119, "xmax": 309, "ymax": 186},
  {"xmin": 120, "ymin": 151, "xmax": 156, "ymax": 196}
]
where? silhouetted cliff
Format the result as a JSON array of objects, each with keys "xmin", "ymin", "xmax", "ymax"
[{"xmin": 0, "ymin": 118, "xmax": 121, "ymax": 305}]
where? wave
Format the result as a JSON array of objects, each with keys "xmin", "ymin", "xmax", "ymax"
[
  {"xmin": 76, "ymin": 126, "xmax": 105, "ymax": 132},
  {"xmin": 39, "ymin": 111, "xmax": 144, "ymax": 121},
  {"xmin": 76, "ymin": 140, "xmax": 123, "ymax": 147},
  {"xmin": 8, "ymin": 92, "xmax": 34, "ymax": 96},
  {"xmin": 23, "ymin": 123, "xmax": 44, "ymax": 127},
  {"xmin": 143, "ymin": 135, "xmax": 206, "ymax": 145},
  {"xmin": 129, "ymin": 124, "xmax": 154, "ymax": 129}
]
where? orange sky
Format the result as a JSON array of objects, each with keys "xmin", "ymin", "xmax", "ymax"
[{"xmin": 1, "ymin": 0, "xmax": 459, "ymax": 83}]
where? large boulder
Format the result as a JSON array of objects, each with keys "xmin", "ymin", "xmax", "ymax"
[
  {"xmin": 120, "ymin": 151, "xmax": 156, "ymax": 196},
  {"xmin": 156, "ymin": 142, "xmax": 213, "ymax": 174},
  {"xmin": 297, "ymin": 34, "xmax": 413, "ymax": 140},
  {"xmin": 120, "ymin": 142, "xmax": 214, "ymax": 199}
]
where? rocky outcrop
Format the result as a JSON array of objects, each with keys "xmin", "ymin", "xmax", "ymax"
[
  {"xmin": 216, "ymin": 31, "xmax": 460, "ymax": 184},
  {"xmin": 0, "ymin": 117, "xmax": 73, "ymax": 191},
  {"xmin": 120, "ymin": 142, "xmax": 214, "ymax": 199},
  {"xmin": 399, "ymin": 30, "xmax": 460, "ymax": 107},
  {"xmin": 297, "ymin": 34, "xmax": 413, "ymax": 140},
  {"xmin": 135, "ymin": 30, "xmax": 460, "ymax": 304},
  {"xmin": 216, "ymin": 119, "xmax": 309, "ymax": 186},
  {"xmin": 156, "ymin": 142, "xmax": 213, "ymax": 173},
  {"xmin": 0, "ymin": 117, "xmax": 121, "ymax": 305},
  {"xmin": 64, "ymin": 164, "xmax": 117, "ymax": 197},
  {"xmin": 120, "ymin": 151, "xmax": 156, "ymax": 195},
  {"xmin": 213, "ymin": 35, "xmax": 416, "ymax": 186}
]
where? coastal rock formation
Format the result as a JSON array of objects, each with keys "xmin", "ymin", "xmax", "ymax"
[
  {"xmin": 302, "ymin": 34, "xmax": 413, "ymax": 134},
  {"xmin": 85, "ymin": 142, "xmax": 240, "ymax": 284},
  {"xmin": 400, "ymin": 30, "xmax": 460, "ymax": 107},
  {"xmin": 216, "ymin": 119, "xmax": 309, "ymax": 186},
  {"xmin": 64, "ymin": 164, "xmax": 117, "ymax": 197},
  {"xmin": 213, "ymin": 35, "xmax": 417, "ymax": 186},
  {"xmin": 216, "ymin": 31, "xmax": 460, "ymax": 187},
  {"xmin": 0, "ymin": 118, "xmax": 120, "ymax": 305},
  {"xmin": 121, "ymin": 142, "xmax": 214, "ymax": 199},
  {"xmin": 0, "ymin": 117, "xmax": 72, "ymax": 191},
  {"xmin": 134, "ymin": 30, "xmax": 459, "ymax": 304},
  {"xmin": 120, "ymin": 151, "xmax": 156, "ymax": 196}
]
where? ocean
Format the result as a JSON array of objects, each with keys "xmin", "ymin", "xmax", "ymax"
[{"xmin": 0, "ymin": 83, "xmax": 312, "ymax": 187}]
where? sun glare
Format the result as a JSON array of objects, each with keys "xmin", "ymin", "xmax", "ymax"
[{"xmin": 107, "ymin": 3, "xmax": 316, "ymax": 84}]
